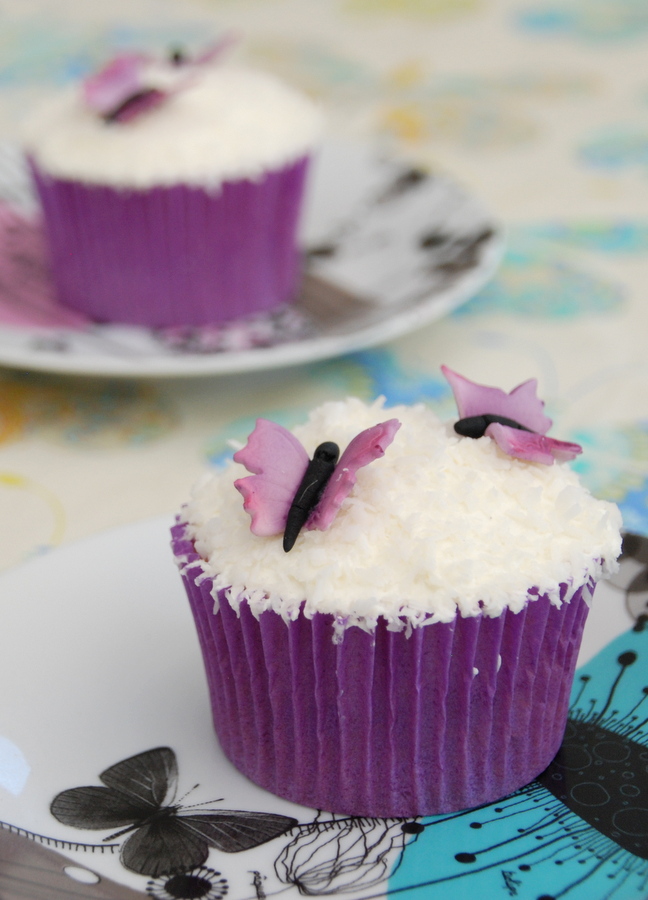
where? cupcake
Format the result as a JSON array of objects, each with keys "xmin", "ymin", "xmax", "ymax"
[
  {"xmin": 22, "ymin": 46, "xmax": 322, "ymax": 328},
  {"xmin": 172, "ymin": 371, "xmax": 622, "ymax": 817}
]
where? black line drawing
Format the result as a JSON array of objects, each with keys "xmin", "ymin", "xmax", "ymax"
[
  {"xmin": 146, "ymin": 865, "xmax": 229, "ymax": 900},
  {"xmin": 275, "ymin": 813, "xmax": 423, "ymax": 895},
  {"xmin": 50, "ymin": 747, "xmax": 298, "ymax": 878},
  {"xmin": 0, "ymin": 817, "xmax": 119, "ymax": 854}
]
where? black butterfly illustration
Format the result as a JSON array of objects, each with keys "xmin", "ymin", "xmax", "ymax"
[{"xmin": 50, "ymin": 746, "xmax": 298, "ymax": 878}]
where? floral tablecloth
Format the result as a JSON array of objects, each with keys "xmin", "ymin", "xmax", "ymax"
[{"xmin": 1, "ymin": 2, "xmax": 648, "ymax": 900}]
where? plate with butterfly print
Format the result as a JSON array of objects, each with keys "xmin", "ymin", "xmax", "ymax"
[
  {"xmin": 0, "ymin": 516, "xmax": 646, "ymax": 900},
  {"xmin": 0, "ymin": 140, "xmax": 503, "ymax": 377}
]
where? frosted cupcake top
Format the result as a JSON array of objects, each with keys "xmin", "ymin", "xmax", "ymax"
[
  {"xmin": 178, "ymin": 390, "xmax": 622, "ymax": 632},
  {"xmin": 22, "ymin": 59, "xmax": 323, "ymax": 189}
]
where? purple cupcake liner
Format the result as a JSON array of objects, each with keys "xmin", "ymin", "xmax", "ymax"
[
  {"xmin": 29, "ymin": 156, "xmax": 310, "ymax": 328},
  {"xmin": 171, "ymin": 522, "xmax": 594, "ymax": 817}
]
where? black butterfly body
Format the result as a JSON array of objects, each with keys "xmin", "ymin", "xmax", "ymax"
[
  {"xmin": 283, "ymin": 441, "xmax": 340, "ymax": 552},
  {"xmin": 50, "ymin": 747, "xmax": 298, "ymax": 878},
  {"xmin": 454, "ymin": 413, "xmax": 532, "ymax": 438}
]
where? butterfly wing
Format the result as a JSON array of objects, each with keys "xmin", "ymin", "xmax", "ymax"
[
  {"xmin": 177, "ymin": 810, "xmax": 298, "ymax": 853},
  {"xmin": 486, "ymin": 423, "xmax": 582, "ymax": 464},
  {"xmin": 442, "ymin": 365, "xmax": 553, "ymax": 434},
  {"xmin": 308, "ymin": 419, "xmax": 401, "ymax": 531},
  {"xmin": 120, "ymin": 816, "xmax": 209, "ymax": 877},
  {"xmin": 51, "ymin": 747, "xmax": 177, "ymax": 830},
  {"xmin": 50, "ymin": 785, "xmax": 149, "ymax": 829},
  {"xmin": 234, "ymin": 419, "xmax": 309, "ymax": 536},
  {"xmin": 99, "ymin": 746, "xmax": 177, "ymax": 811},
  {"xmin": 83, "ymin": 53, "xmax": 150, "ymax": 115}
]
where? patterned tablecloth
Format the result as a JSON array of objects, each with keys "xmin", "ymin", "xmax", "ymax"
[{"xmin": 1, "ymin": 2, "xmax": 648, "ymax": 900}]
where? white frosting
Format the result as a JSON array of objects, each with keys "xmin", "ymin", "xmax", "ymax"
[
  {"xmin": 178, "ymin": 397, "xmax": 622, "ymax": 632},
  {"xmin": 23, "ymin": 65, "xmax": 323, "ymax": 189}
]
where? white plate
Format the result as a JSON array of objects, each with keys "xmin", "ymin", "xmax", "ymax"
[
  {"xmin": 0, "ymin": 141, "xmax": 503, "ymax": 377},
  {"xmin": 0, "ymin": 516, "xmax": 645, "ymax": 900}
]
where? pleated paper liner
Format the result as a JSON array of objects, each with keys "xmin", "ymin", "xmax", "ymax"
[
  {"xmin": 172, "ymin": 522, "xmax": 595, "ymax": 817},
  {"xmin": 0, "ymin": 198, "xmax": 374, "ymax": 350},
  {"xmin": 29, "ymin": 155, "xmax": 310, "ymax": 328}
]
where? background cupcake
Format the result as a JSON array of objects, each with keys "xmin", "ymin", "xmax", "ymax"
[
  {"xmin": 172, "ymin": 386, "xmax": 622, "ymax": 817},
  {"xmin": 22, "ymin": 47, "xmax": 322, "ymax": 329}
]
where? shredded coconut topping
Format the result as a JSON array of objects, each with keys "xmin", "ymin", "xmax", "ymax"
[
  {"xmin": 178, "ymin": 397, "xmax": 622, "ymax": 631},
  {"xmin": 23, "ymin": 65, "xmax": 322, "ymax": 189}
]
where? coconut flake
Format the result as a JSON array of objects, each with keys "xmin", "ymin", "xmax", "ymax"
[{"xmin": 177, "ymin": 397, "xmax": 622, "ymax": 629}]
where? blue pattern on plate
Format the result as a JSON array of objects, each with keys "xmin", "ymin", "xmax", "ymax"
[{"xmin": 389, "ymin": 622, "xmax": 648, "ymax": 899}]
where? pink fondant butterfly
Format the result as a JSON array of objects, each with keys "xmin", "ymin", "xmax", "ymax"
[
  {"xmin": 442, "ymin": 365, "xmax": 582, "ymax": 465},
  {"xmin": 83, "ymin": 39, "xmax": 234, "ymax": 123},
  {"xmin": 234, "ymin": 417, "xmax": 401, "ymax": 551}
]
